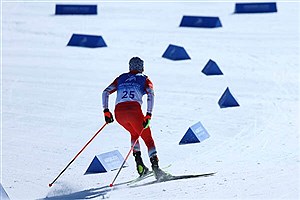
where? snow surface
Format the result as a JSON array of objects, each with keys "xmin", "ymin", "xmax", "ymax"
[{"xmin": 1, "ymin": 1, "xmax": 300, "ymax": 200}]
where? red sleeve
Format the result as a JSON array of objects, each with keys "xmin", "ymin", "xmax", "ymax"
[
  {"xmin": 145, "ymin": 78, "xmax": 154, "ymax": 94},
  {"xmin": 105, "ymin": 77, "xmax": 118, "ymax": 94},
  {"xmin": 102, "ymin": 77, "xmax": 118, "ymax": 109}
]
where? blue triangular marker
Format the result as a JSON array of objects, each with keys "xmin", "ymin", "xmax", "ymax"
[
  {"xmin": 55, "ymin": 4, "xmax": 97, "ymax": 15},
  {"xmin": 234, "ymin": 2, "xmax": 277, "ymax": 14},
  {"xmin": 67, "ymin": 34, "xmax": 107, "ymax": 48},
  {"xmin": 218, "ymin": 87, "xmax": 240, "ymax": 108},
  {"xmin": 179, "ymin": 122, "xmax": 210, "ymax": 145},
  {"xmin": 162, "ymin": 44, "xmax": 191, "ymax": 61},
  {"xmin": 0, "ymin": 183, "xmax": 10, "ymax": 200},
  {"xmin": 179, "ymin": 128, "xmax": 200, "ymax": 145},
  {"xmin": 179, "ymin": 16, "xmax": 222, "ymax": 28},
  {"xmin": 85, "ymin": 150, "xmax": 128, "ymax": 175},
  {"xmin": 202, "ymin": 59, "xmax": 223, "ymax": 75},
  {"xmin": 85, "ymin": 156, "xmax": 107, "ymax": 174}
]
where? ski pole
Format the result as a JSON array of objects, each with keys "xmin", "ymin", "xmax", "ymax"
[
  {"xmin": 109, "ymin": 128, "xmax": 146, "ymax": 187},
  {"xmin": 49, "ymin": 122, "xmax": 108, "ymax": 187}
]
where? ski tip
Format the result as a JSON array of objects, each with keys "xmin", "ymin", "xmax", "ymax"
[
  {"xmin": 109, "ymin": 183, "xmax": 113, "ymax": 187},
  {"xmin": 48, "ymin": 183, "xmax": 53, "ymax": 187}
]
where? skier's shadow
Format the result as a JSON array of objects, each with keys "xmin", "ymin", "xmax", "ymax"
[
  {"xmin": 40, "ymin": 180, "xmax": 131, "ymax": 200},
  {"xmin": 41, "ymin": 186, "xmax": 111, "ymax": 200}
]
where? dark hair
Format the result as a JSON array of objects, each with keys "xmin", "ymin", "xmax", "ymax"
[{"xmin": 129, "ymin": 57, "xmax": 144, "ymax": 72}]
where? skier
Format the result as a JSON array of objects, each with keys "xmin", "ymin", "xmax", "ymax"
[{"xmin": 102, "ymin": 57, "xmax": 165, "ymax": 180}]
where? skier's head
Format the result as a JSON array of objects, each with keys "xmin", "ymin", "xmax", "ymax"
[{"xmin": 129, "ymin": 57, "xmax": 144, "ymax": 73}]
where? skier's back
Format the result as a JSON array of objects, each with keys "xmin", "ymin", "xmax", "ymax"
[{"xmin": 102, "ymin": 57, "xmax": 165, "ymax": 179}]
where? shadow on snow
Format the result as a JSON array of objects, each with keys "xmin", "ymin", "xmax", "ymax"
[{"xmin": 40, "ymin": 185, "xmax": 112, "ymax": 200}]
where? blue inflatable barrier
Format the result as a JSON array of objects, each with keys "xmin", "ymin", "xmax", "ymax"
[
  {"xmin": 179, "ymin": 121, "xmax": 210, "ymax": 145},
  {"xmin": 55, "ymin": 4, "xmax": 97, "ymax": 15},
  {"xmin": 180, "ymin": 16, "xmax": 222, "ymax": 28},
  {"xmin": 67, "ymin": 34, "xmax": 107, "ymax": 48},
  {"xmin": 162, "ymin": 44, "xmax": 191, "ymax": 61},
  {"xmin": 202, "ymin": 59, "xmax": 223, "ymax": 76},
  {"xmin": 234, "ymin": 2, "xmax": 277, "ymax": 14},
  {"xmin": 218, "ymin": 87, "xmax": 240, "ymax": 108},
  {"xmin": 85, "ymin": 150, "xmax": 128, "ymax": 174}
]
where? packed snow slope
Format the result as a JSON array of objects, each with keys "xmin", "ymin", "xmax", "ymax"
[{"xmin": 1, "ymin": 1, "xmax": 299, "ymax": 200}]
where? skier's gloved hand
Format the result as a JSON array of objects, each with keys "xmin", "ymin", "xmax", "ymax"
[
  {"xmin": 104, "ymin": 109, "xmax": 114, "ymax": 123},
  {"xmin": 143, "ymin": 112, "xmax": 152, "ymax": 128}
]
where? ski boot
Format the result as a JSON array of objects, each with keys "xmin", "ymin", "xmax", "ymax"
[
  {"xmin": 133, "ymin": 151, "xmax": 149, "ymax": 177},
  {"xmin": 150, "ymin": 155, "xmax": 170, "ymax": 181}
]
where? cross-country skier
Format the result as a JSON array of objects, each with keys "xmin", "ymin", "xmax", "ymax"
[{"xmin": 102, "ymin": 57, "xmax": 165, "ymax": 179}]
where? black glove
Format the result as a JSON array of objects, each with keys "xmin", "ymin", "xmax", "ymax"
[
  {"xmin": 143, "ymin": 112, "xmax": 152, "ymax": 128},
  {"xmin": 104, "ymin": 109, "xmax": 114, "ymax": 123}
]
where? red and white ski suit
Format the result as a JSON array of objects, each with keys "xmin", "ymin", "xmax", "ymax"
[{"xmin": 102, "ymin": 71, "xmax": 157, "ymax": 157}]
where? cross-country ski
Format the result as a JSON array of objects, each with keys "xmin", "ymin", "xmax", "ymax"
[{"xmin": 129, "ymin": 172, "xmax": 217, "ymax": 188}]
